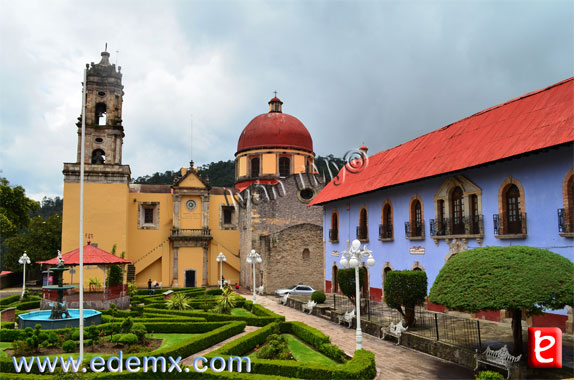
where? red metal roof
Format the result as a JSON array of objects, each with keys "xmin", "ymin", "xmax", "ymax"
[
  {"xmin": 310, "ymin": 78, "xmax": 574, "ymax": 206},
  {"xmin": 237, "ymin": 113, "xmax": 313, "ymax": 154},
  {"xmin": 37, "ymin": 245, "xmax": 132, "ymax": 266}
]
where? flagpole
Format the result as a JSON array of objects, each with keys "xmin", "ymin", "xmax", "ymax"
[{"xmin": 78, "ymin": 66, "xmax": 87, "ymax": 363}]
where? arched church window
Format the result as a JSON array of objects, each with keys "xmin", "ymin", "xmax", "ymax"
[
  {"xmin": 279, "ymin": 157, "xmax": 290, "ymax": 177},
  {"xmin": 380, "ymin": 201, "xmax": 393, "ymax": 239},
  {"xmin": 95, "ymin": 103, "xmax": 107, "ymax": 126},
  {"xmin": 91, "ymin": 149, "xmax": 105, "ymax": 164},
  {"xmin": 330, "ymin": 211, "xmax": 339, "ymax": 242},
  {"xmin": 407, "ymin": 198, "xmax": 424, "ymax": 238}
]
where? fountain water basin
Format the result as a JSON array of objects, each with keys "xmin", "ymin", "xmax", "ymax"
[{"xmin": 18, "ymin": 309, "xmax": 102, "ymax": 329}]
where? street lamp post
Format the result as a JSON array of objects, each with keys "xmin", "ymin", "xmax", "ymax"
[
  {"xmin": 332, "ymin": 239, "xmax": 375, "ymax": 350},
  {"xmin": 246, "ymin": 249, "xmax": 262, "ymax": 304},
  {"xmin": 19, "ymin": 252, "xmax": 31, "ymax": 301},
  {"xmin": 216, "ymin": 252, "xmax": 226, "ymax": 289}
]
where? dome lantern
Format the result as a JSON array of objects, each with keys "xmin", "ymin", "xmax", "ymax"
[{"xmin": 268, "ymin": 92, "xmax": 283, "ymax": 113}]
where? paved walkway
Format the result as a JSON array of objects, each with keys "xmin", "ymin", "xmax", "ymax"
[
  {"xmin": 181, "ymin": 326, "xmax": 260, "ymax": 366},
  {"xmin": 253, "ymin": 294, "xmax": 474, "ymax": 380}
]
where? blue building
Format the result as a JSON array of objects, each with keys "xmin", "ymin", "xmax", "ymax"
[{"xmin": 310, "ymin": 78, "xmax": 574, "ymax": 332}]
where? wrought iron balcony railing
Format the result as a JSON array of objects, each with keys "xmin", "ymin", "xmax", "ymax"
[
  {"xmin": 379, "ymin": 223, "xmax": 393, "ymax": 239},
  {"xmin": 558, "ymin": 208, "xmax": 574, "ymax": 233},
  {"xmin": 329, "ymin": 229, "xmax": 339, "ymax": 241},
  {"xmin": 493, "ymin": 213, "xmax": 527, "ymax": 235},
  {"xmin": 356, "ymin": 225, "xmax": 369, "ymax": 240},
  {"xmin": 404, "ymin": 220, "xmax": 424, "ymax": 238},
  {"xmin": 430, "ymin": 215, "xmax": 483, "ymax": 237},
  {"xmin": 170, "ymin": 228, "xmax": 212, "ymax": 238}
]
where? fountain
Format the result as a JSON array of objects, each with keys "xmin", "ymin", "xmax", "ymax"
[{"xmin": 18, "ymin": 251, "xmax": 102, "ymax": 329}]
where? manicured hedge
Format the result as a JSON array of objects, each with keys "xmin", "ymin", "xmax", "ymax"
[
  {"xmin": 145, "ymin": 307, "xmax": 284, "ymax": 326},
  {"xmin": 207, "ymin": 322, "xmax": 375, "ymax": 380},
  {"xmin": 280, "ymin": 322, "xmax": 345, "ymax": 362},
  {"xmin": 0, "ymin": 295, "xmax": 21, "ymax": 306},
  {"xmin": 16, "ymin": 300, "xmax": 41, "ymax": 311},
  {"xmin": 0, "ymin": 321, "xmax": 15, "ymax": 329},
  {"xmin": 135, "ymin": 287, "xmax": 204, "ymax": 296}
]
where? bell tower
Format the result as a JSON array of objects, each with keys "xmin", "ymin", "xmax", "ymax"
[
  {"xmin": 63, "ymin": 50, "xmax": 130, "ymax": 184},
  {"xmin": 77, "ymin": 51, "xmax": 125, "ymax": 166},
  {"xmin": 61, "ymin": 50, "xmax": 130, "ymax": 274}
]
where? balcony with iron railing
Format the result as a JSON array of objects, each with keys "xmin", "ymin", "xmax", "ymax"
[
  {"xmin": 329, "ymin": 229, "xmax": 339, "ymax": 242},
  {"xmin": 404, "ymin": 221, "xmax": 424, "ymax": 240},
  {"xmin": 378, "ymin": 223, "xmax": 393, "ymax": 241},
  {"xmin": 356, "ymin": 225, "xmax": 369, "ymax": 241},
  {"xmin": 493, "ymin": 213, "xmax": 527, "ymax": 239},
  {"xmin": 170, "ymin": 228, "xmax": 212, "ymax": 241},
  {"xmin": 429, "ymin": 215, "xmax": 484, "ymax": 243},
  {"xmin": 558, "ymin": 208, "xmax": 574, "ymax": 237}
]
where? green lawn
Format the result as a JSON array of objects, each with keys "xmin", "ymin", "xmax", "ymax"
[
  {"xmin": 0, "ymin": 342, "xmax": 11, "ymax": 358},
  {"xmin": 248, "ymin": 334, "xmax": 341, "ymax": 366},
  {"xmin": 148, "ymin": 333, "xmax": 200, "ymax": 351},
  {"xmin": 230, "ymin": 308, "xmax": 253, "ymax": 317}
]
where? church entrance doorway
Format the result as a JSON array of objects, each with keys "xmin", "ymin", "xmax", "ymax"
[{"xmin": 185, "ymin": 269, "xmax": 196, "ymax": 288}]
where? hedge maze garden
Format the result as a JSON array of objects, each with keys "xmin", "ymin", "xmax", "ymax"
[{"xmin": 0, "ymin": 287, "xmax": 376, "ymax": 379}]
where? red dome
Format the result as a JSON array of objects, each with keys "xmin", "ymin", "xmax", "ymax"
[{"xmin": 237, "ymin": 112, "xmax": 313, "ymax": 154}]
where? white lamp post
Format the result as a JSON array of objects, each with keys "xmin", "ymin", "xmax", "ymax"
[
  {"xmin": 18, "ymin": 252, "xmax": 31, "ymax": 300},
  {"xmin": 332, "ymin": 239, "xmax": 375, "ymax": 350},
  {"xmin": 216, "ymin": 252, "xmax": 226, "ymax": 289},
  {"xmin": 246, "ymin": 249, "xmax": 262, "ymax": 304}
]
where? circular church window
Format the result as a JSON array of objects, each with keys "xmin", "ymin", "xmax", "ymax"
[
  {"xmin": 185, "ymin": 200, "xmax": 197, "ymax": 211},
  {"xmin": 298, "ymin": 188, "xmax": 315, "ymax": 202},
  {"xmin": 95, "ymin": 138, "xmax": 103, "ymax": 143},
  {"xmin": 98, "ymin": 91, "xmax": 106, "ymax": 97}
]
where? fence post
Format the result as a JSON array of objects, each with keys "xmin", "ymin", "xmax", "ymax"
[
  {"xmin": 434, "ymin": 314, "xmax": 440, "ymax": 341},
  {"xmin": 477, "ymin": 320, "xmax": 482, "ymax": 351},
  {"xmin": 368, "ymin": 299, "xmax": 371, "ymax": 321},
  {"xmin": 333, "ymin": 293, "xmax": 336, "ymax": 310}
]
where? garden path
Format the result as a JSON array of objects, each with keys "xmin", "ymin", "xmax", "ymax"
[
  {"xmin": 252, "ymin": 293, "xmax": 474, "ymax": 380},
  {"xmin": 181, "ymin": 326, "xmax": 259, "ymax": 366}
]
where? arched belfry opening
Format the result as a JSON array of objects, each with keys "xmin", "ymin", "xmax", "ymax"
[
  {"xmin": 95, "ymin": 103, "xmax": 107, "ymax": 126},
  {"xmin": 91, "ymin": 149, "xmax": 106, "ymax": 164}
]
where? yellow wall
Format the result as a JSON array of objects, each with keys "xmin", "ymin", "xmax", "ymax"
[
  {"xmin": 293, "ymin": 154, "xmax": 306, "ymax": 173},
  {"xmin": 178, "ymin": 246, "xmax": 204, "ymax": 287},
  {"xmin": 207, "ymin": 194, "xmax": 240, "ymax": 285},
  {"xmin": 261, "ymin": 153, "xmax": 276, "ymax": 175},
  {"xmin": 127, "ymin": 192, "xmax": 172, "ymax": 287},
  {"xmin": 61, "ymin": 182, "xmax": 129, "ymax": 287},
  {"xmin": 238, "ymin": 157, "xmax": 247, "ymax": 177},
  {"xmin": 179, "ymin": 195, "xmax": 202, "ymax": 229}
]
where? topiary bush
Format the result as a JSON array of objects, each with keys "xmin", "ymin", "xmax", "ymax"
[
  {"xmin": 337, "ymin": 267, "xmax": 365, "ymax": 305},
  {"xmin": 311, "ymin": 291, "xmax": 326, "ymax": 304},
  {"xmin": 475, "ymin": 370, "xmax": 505, "ymax": 380},
  {"xmin": 62, "ymin": 340, "xmax": 76, "ymax": 353},
  {"xmin": 384, "ymin": 270, "xmax": 427, "ymax": 327}
]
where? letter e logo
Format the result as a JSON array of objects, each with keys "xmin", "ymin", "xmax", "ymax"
[{"xmin": 528, "ymin": 327, "xmax": 561, "ymax": 368}]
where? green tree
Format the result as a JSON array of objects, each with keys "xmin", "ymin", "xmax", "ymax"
[
  {"xmin": 197, "ymin": 160, "xmax": 235, "ymax": 187},
  {"xmin": 337, "ymin": 267, "xmax": 366, "ymax": 305},
  {"xmin": 32, "ymin": 196, "xmax": 63, "ymax": 218},
  {"xmin": 0, "ymin": 178, "xmax": 39, "ymax": 271},
  {"xmin": 106, "ymin": 244, "xmax": 124, "ymax": 286},
  {"xmin": 429, "ymin": 246, "xmax": 574, "ymax": 355},
  {"xmin": 384, "ymin": 270, "xmax": 427, "ymax": 327},
  {"xmin": 3, "ymin": 214, "xmax": 62, "ymax": 275}
]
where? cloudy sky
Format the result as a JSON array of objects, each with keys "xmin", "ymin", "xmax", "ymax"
[{"xmin": 0, "ymin": 0, "xmax": 572, "ymax": 200}]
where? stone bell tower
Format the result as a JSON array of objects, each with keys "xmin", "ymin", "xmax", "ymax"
[
  {"xmin": 63, "ymin": 50, "xmax": 130, "ymax": 184},
  {"xmin": 61, "ymin": 50, "xmax": 131, "ymax": 266}
]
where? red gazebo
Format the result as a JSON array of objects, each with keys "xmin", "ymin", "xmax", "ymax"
[{"xmin": 38, "ymin": 245, "xmax": 132, "ymax": 297}]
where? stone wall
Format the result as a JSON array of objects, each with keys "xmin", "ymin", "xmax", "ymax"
[{"xmin": 239, "ymin": 175, "xmax": 324, "ymax": 292}]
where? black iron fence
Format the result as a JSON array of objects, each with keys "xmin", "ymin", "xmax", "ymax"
[
  {"xmin": 429, "ymin": 215, "xmax": 483, "ymax": 236},
  {"xmin": 328, "ymin": 293, "xmax": 482, "ymax": 351},
  {"xmin": 378, "ymin": 223, "xmax": 393, "ymax": 239}
]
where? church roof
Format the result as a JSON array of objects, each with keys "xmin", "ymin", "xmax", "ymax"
[
  {"xmin": 310, "ymin": 78, "xmax": 574, "ymax": 206},
  {"xmin": 236, "ymin": 98, "xmax": 314, "ymax": 154},
  {"xmin": 37, "ymin": 245, "xmax": 132, "ymax": 266}
]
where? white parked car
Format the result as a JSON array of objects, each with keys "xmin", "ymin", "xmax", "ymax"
[{"xmin": 275, "ymin": 285, "xmax": 315, "ymax": 296}]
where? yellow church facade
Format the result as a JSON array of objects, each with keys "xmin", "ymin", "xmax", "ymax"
[{"xmin": 61, "ymin": 51, "xmax": 240, "ymax": 288}]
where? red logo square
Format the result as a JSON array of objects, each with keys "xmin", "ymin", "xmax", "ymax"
[{"xmin": 528, "ymin": 327, "xmax": 562, "ymax": 368}]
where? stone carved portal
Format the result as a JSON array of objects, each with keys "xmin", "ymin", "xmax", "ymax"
[{"xmin": 444, "ymin": 238, "xmax": 467, "ymax": 262}]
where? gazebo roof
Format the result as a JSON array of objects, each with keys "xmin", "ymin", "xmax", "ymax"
[{"xmin": 37, "ymin": 245, "xmax": 132, "ymax": 266}]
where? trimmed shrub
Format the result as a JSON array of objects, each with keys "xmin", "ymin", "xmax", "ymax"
[
  {"xmin": 118, "ymin": 333, "xmax": 138, "ymax": 345},
  {"xmin": 385, "ymin": 270, "xmax": 427, "ymax": 327},
  {"xmin": 16, "ymin": 300, "xmax": 41, "ymax": 311},
  {"xmin": 206, "ymin": 288, "xmax": 223, "ymax": 296},
  {"xmin": 62, "ymin": 339, "xmax": 76, "ymax": 353},
  {"xmin": 475, "ymin": 371, "xmax": 505, "ymax": 380},
  {"xmin": 337, "ymin": 267, "xmax": 366, "ymax": 304},
  {"xmin": 311, "ymin": 291, "xmax": 326, "ymax": 304},
  {"xmin": 0, "ymin": 295, "xmax": 21, "ymax": 306},
  {"xmin": 1, "ymin": 322, "xmax": 15, "ymax": 329}
]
